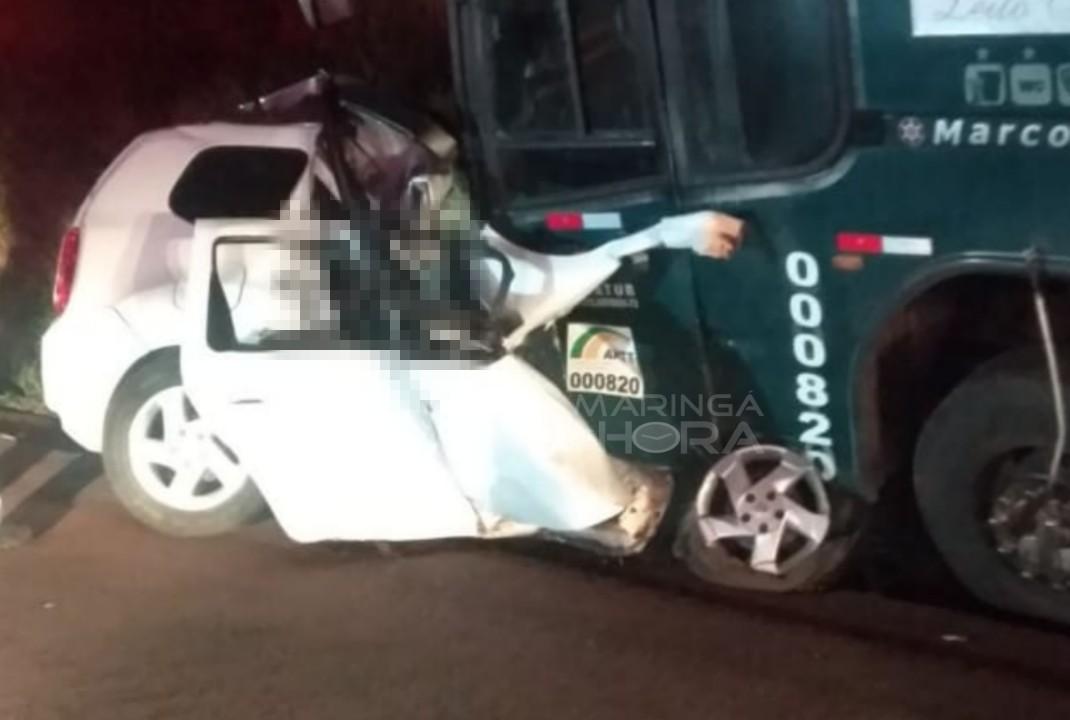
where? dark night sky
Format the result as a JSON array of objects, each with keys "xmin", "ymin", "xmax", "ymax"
[{"xmin": 0, "ymin": 0, "xmax": 449, "ymax": 271}]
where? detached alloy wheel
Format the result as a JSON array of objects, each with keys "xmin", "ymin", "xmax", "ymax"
[
  {"xmin": 103, "ymin": 350, "xmax": 266, "ymax": 537},
  {"xmin": 915, "ymin": 353, "xmax": 1070, "ymax": 625},
  {"xmin": 678, "ymin": 445, "xmax": 856, "ymax": 592}
]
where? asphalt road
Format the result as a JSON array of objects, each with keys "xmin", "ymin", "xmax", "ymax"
[{"xmin": 3, "ymin": 416, "xmax": 1070, "ymax": 720}]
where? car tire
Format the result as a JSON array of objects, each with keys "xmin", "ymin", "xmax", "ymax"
[
  {"xmin": 676, "ymin": 507, "xmax": 860, "ymax": 593},
  {"xmin": 103, "ymin": 349, "xmax": 266, "ymax": 537},
  {"xmin": 914, "ymin": 350, "xmax": 1070, "ymax": 625},
  {"xmin": 674, "ymin": 446, "xmax": 865, "ymax": 593}
]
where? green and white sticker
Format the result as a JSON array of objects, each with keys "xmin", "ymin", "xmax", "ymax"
[{"xmin": 566, "ymin": 324, "xmax": 644, "ymax": 398}]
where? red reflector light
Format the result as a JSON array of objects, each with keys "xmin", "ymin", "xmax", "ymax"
[
  {"xmin": 52, "ymin": 227, "xmax": 81, "ymax": 315},
  {"xmin": 545, "ymin": 212, "xmax": 584, "ymax": 231},
  {"xmin": 836, "ymin": 232, "xmax": 882, "ymax": 255}
]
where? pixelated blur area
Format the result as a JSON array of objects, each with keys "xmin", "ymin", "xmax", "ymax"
[{"xmin": 208, "ymin": 205, "xmax": 496, "ymax": 364}]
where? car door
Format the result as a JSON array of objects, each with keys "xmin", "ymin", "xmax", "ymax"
[{"xmin": 178, "ymin": 219, "xmax": 485, "ymax": 543}]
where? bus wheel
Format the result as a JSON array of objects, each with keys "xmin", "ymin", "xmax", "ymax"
[
  {"xmin": 676, "ymin": 445, "xmax": 858, "ymax": 592},
  {"xmin": 915, "ymin": 355, "xmax": 1070, "ymax": 625}
]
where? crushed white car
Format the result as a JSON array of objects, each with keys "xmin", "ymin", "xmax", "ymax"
[
  {"xmin": 41, "ymin": 97, "xmax": 455, "ymax": 536},
  {"xmin": 175, "ymin": 212, "xmax": 737, "ymax": 551}
]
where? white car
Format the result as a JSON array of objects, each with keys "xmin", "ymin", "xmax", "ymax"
[
  {"xmin": 41, "ymin": 117, "xmax": 452, "ymax": 537},
  {"xmin": 166, "ymin": 214, "xmax": 730, "ymax": 550}
]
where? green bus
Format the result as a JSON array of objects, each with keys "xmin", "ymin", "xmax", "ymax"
[{"xmin": 447, "ymin": 0, "xmax": 1070, "ymax": 624}]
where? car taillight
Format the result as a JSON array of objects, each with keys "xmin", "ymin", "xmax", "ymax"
[{"xmin": 52, "ymin": 227, "xmax": 81, "ymax": 315}]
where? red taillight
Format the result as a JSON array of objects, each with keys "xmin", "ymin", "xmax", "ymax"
[{"xmin": 52, "ymin": 227, "xmax": 81, "ymax": 315}]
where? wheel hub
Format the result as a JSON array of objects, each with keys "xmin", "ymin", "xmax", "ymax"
[
  {"xmin": 174, "ymin": 423, "xmax": 209, "ymax": 462},
  {"xmin": 736, "ymin": 491, "xmax": 788, "ymax": 536},
  {"xmin": 987, "ymin": 458, "xmax": 1070, "ymax": 592},
  {"xmin": 127, "ymin": 387, "xmax": 249, "ymax": 513},
  {"xmin": 694, "ymin": 446, "xmax": 832, "ymax": 576}
]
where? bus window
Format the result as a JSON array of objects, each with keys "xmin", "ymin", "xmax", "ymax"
[
  {"xmin": 666, "ymin": 0, "xmax": 845, "ymax": 182},
  {"xmin": 492, "ymin": 0, "xmax": 578, "ymax": 135},
  {"xmin": 484, "ymin": 0, "xmax": 663, "ymax": 201},
  {"xmin": 572, "ymin": 0, "xmax": 650, "ymax": 133}
]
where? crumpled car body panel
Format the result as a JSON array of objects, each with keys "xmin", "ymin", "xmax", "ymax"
[{"xmin": 180, "ymin": 212, "xmax": 741, "ymax": 554}]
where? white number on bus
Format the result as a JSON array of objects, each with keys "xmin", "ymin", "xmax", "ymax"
[{"xmin": 785, "ymin": 252, "xmax": 837, "ymax": 480}]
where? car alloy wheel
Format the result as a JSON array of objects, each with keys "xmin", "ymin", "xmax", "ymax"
[
  {"xmin": 693, "ymin": 445, "xmax": 832, "ymax": 575},
  {"xmin": 126, "ymin": 386, "xmax": 249, "ymax": 514}
]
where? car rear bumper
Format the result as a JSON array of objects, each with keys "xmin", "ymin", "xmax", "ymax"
[{"xmin": 41, "ymin": 307, "xmax": 147, "ymax": 452}]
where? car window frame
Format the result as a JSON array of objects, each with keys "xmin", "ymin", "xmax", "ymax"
[{"xmin": 206, "ymin": 235, "xmax": 354, "ymax": 354}]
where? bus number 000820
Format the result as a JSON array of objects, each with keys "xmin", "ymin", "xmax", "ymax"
[
  {"xmin": 786, "ymin": 252, "xmax": 837, "ymax": 480},
  {"xmin": 568, "ymin": 372, "xmax": 641, "ymax": 396}
]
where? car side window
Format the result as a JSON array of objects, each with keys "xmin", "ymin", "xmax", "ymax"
[
  {"xmin": 208, "ymin": 237, "xmax": 341, "ymax": 353},
  {"xmin": 169, "ymin": 147, "xmax": 309, "ymax": 223}
]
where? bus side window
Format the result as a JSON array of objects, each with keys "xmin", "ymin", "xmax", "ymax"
[
  {"xmin": 483, "ymin": 0, "xmax": 664, "ymax": 202},
  {"xmin": 666, "ymin": 0, "xmax": 845, "ymax": 182},
  {"xmin": 492, "ymin": 0, "xmax": 647, "ymax": 136},
  {"xmin": 492, "ymin": 1, "xmax": 577, "ymax": 134},
  {"xmin": 573, "ymin": 0, "xmax": 650, "ymax": 132},
  {"xmin": 728, "ymin": 0, "xmax": 842, "ymax": 167}
]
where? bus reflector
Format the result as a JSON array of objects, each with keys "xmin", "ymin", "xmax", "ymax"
[
  {"xmin": 836, "ymin": 233, "xmax": 933, "ymax": 257},
  {"xmin": 546, "ymin": 213, "xmax": 584, "ymax": 231},
  {"xmin": 545, "ymin": 212, "xmax": 623, "ymax": 231},
  {"xmin": 836, "ymin": 233, "xmax": 883, "ymax": 254}
]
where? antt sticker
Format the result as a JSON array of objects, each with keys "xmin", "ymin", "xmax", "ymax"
[{"xmin": 565, "ymin": 324, "xmax": 645, "ymax": 399}]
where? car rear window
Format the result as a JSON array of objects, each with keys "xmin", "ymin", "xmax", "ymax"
[{"xmin": 169, "ymin": 146, "xmax": 308, "ymax": 223}]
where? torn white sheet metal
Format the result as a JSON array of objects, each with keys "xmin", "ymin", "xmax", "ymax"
[
  {"xmin": 184, "ymin": 348, "xmax": 639, "ymax": 543},
  {"xmin": 481, "ymin": 212, "xmax": 743, "ymax": 350},
  {"xmin": 181, "ymin": 214, "xmax": 727, "ymax": 548},
  {"xmin": 202, "ymin": 351, "xmax": 486, "ymax": 543},
  {"xmin": 417, "ymin": 355, "xmax": 633, "ymax": 531}
]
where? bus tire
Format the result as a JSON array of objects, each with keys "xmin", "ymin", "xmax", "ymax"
[{"xmin": 915, "ymin": 352, "xmax": 1070, "ymax": 626}]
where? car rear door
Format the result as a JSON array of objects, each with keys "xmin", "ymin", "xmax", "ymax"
[{"xmin": 178, "ymin": 219, "xmax": 484, "ymax": 543}]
